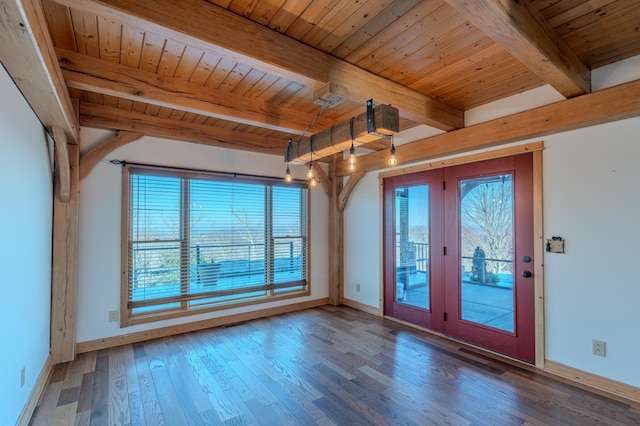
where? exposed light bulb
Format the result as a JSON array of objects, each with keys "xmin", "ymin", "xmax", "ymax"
[
  {"xmin": 309, "ymin": 177, "xmax": 318, "ymax": 188},
  {"xmin": 284, "ymin": 165, "xmax": 292, "ymax": 182},
  {"xmin": 388, "ymin": 144, "xmax": 397, "ymax": 166},
  {"xmin": 348, "ymin": 143, "xmax": 356, "ymax": 172},
  {"xmin": 307, "ymin": 162, "xmax": 315, "ymax": 180}
]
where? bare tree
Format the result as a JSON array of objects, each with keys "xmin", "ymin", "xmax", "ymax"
[{"xmin": 461, "ymin": 177, "xmax": 513, "ymax": 274}]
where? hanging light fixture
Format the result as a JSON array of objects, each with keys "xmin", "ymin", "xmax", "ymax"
[
  {"xmin": 307, "ymin": 136, "xmax": 318, "ymax": 188},
  {"xmin": 284, "ymin": 139, "xmax": 293, "ymax": 182},
  {"xmin": 348, "ymin": 144, "xmax": 357, "ymax": 172},
  {"xmin": 388, "ymin": 135, "xmax": 397, "ymax": 166},
  {"xmin": 347, "ymin": 117, "xmax": 357, "ymax": 172},
  {"xmin": 284, "ymin": 164, "xmax": 292, "ymax": 183},
  {"xmin": 285, "ymin": 106, "xmax": 327, "ymax": 187}
]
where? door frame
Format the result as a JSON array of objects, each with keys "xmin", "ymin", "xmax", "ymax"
[{"xmin": 378, "ymin": 141, "xmax": 545, "ymax": 368}]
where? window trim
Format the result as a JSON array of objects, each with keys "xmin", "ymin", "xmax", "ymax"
[{"xmin": 120, "ymin": 164, "xmax": 310, "ymax": 326}]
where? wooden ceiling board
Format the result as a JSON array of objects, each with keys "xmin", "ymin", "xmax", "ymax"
[
  {"xmin": 228, "ymin": 0, "xmax": 259, "ymax": 18},
  {"xmin": 117, "ymin": 97, "xmax": 132, "ymax": 110},
  {"xmin": 329, "ymin": 0, "xmax": 424, "ymax": 58},
  {"xmin": 156, "ymin": 39, "xmax": 186, "ymax": 77},
  {"xmin": 70, "ymin": 9, "xmax": 99, "ymax": 56},
  {"xmin": 232, "ymin": 68, "xmax": 269, "ymax": 97},
  {"xmin": 284, "ymin": 0, "xmax": 343, "ymax": 41},
  {"xmin": 266, "ymin": 0, "xmax": 315, "ymax": 33},
  {"xmin": 536, "ymin": 0, "xmax": 595, "ymax": 18},
  {"xmin": 96, "ymin": 16, "xmax": 120, "ymax": 63},
  {"xmin": 345, "ymin": 0, "xmax": 443, "ymax": 66},
  {"xmin": 424, "ymin": 52, "xmax": 527, "ymax": 101},
  {"xmin": 202, "ymin": 57, "xmax": 232, "ymax": 89},
  {"xmin": 544, "ymin": 0, "xmax": 617, "ymax": 28},
  {"xmin": 172, "ymin": 47, "xmax": 205, "ymax": 82},
  {"xmin": 248, "ymin": 0, "xmax": 289, "ymax": 26},
  {"xmin": 551, "ymin": 1, "xmax": 628, "ymax": 37},
  {"xmin": 439, "ymin": 64, "xmax": 545, "ymax": 110},
  {"xmin": 395, "ymin": 25, "xmax": 490, "ymax": 88},
  {"xmin": 559, "ymin": 4, "xmax": 640, "ymax": 68},
  {"xmin": 409, "ymin": 44, "xmax": 509, "ymax": 93},
  {"xmin": 137, "ymin": 31, "xmax": 165, "ymax": 73},
  {"xmin": 131, "ymin": 100, "xmax": 147, "ymax": 114},
  {"xmin": 311, "ymin": 0, "xmax": 392, "ymax": 52},
  {"xmin": 187, "ymin": 52, "xmax": 221, "ymax": 85},
  {"xmin": 212, "ymin": 61, "xmax": 251, "ymax": 92},
  {"xmin": 365, "ymin": 6, "xmax": 469, "ymax": 77},
  {"xmin": 42, "ymin": 0, "xmax": 77, "ymax": 50},
  {"xmin": 245, "ymin": 73, "xmax": 281, "ymax": 100},
  {"xmin": 37, "ymin": 0, "xmax": 640, "ymax": 159},
  {"xmin": 119, "ymin": 24, "xmax": 144, "ymax": 68}
]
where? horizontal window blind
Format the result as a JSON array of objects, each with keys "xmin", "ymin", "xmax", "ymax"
[{"xmin": 124, "ymin": 166, "xmax": 308, "ymax": 320}]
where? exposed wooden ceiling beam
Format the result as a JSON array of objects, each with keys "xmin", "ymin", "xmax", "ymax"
[
  {"xmin": 446, "ymin": 0, "xmax": 590, "ymax": 97},
  {"xmin": 57, "ymin": 48, "xmax": 334, "ymax": 136},
  {"xmin": 0, "ymin": 0, "xmax": 79, "ymax": 142},
  {"xmin": 79, "ymin": 103, "xmax": 286, "ymax": 156},
  {"xmin": 336, "ymin": 79, "xmax": 640, "ymax": 176},
  {"xmin": 50, "ymin": 0, "xmax": 464, "ymax": 131},
  {"xmin": 290, "ymin": 104, "xmax": 399, "ymax": 163}
]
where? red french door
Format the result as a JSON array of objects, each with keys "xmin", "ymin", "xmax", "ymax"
[
  {"xmin": 383, "ymin": 154, "xmax": 535, "ymax": 363},
  {"xmin": 383, "ymin": 169, "xmax": 444, "ymax": 331}
]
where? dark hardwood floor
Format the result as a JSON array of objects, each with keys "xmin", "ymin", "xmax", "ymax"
[{"xmin": 30, "ymin": 306, "xmax": 640, "ymax": 425}]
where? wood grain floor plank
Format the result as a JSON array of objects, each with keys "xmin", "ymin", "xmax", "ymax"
[
  {"xmin": 108, "ymin": 345, "xmax": 130, "ymax": 425},
  {"xmin": 134, "ymin": 351, "xmax": 165, "ymax": 425},
  {"xmin": 52, "ymin": 402, "xmax": 78, "ymax": 425},
  {"xmin": 143, "ymin": 339, "xmax": 190, "ymax": 425},
  {"xmin": 30, "ymin": 307, "xmax": 640, "ymax": 425},
  {"xmin": 30, "ymin": 381, "xmax": 63, "ymax": 426},
  {"xmin": 127, "ymin": 389, "xmax": 145, "ymax": 426},
  {"xmin": 63, "ymin": 352, "xmax": 87, "ymax": 389},
  {"xmin": 88, "ymin": 351, "xmax": 109, "ymax": 425},
  {"xmin": 73, "ymin": 410, "xmax": 90, "ymax": 426}
]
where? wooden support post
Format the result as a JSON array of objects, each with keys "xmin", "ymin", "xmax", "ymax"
[
  {"xmin": 328, "ymin": 154, "xmax": 344, "ymax": 306},
  {"xmin": 51, "ymin": 143, "xmax": 79, "ymax": 363},
  {"xmin": 51, "ymin": 126, "xmax": 71, "ymax": 202}
]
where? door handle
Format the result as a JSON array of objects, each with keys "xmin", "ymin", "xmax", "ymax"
[{"xmin": 521, "ymin": 270, "xmax": 532, "ymax": 278}]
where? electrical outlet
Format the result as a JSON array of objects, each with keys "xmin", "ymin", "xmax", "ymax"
[
  {"xmin": 592, "ymin": 339, "xmax": 606, "ymax": 357},
  {"xmin": 109, "ymin": 310, "xmax": 119, "ymax": 323},
  {"xmin": 356, "ymin": 283, "xmax": 361, "ymax": 292},
  {"xmin": 21, "ymin": 366, "xmax": 25, "ymax": 388}
]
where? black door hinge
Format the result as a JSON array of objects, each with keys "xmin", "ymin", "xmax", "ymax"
[
  {"xmin": 444, "ymin": 312, "xmax": 447, "ymax": 321},
  {"xmin": 443, "ymin": 246, "xmax": 447, "ymax": 255},
  {"xmin": 442, "ymin": 181, "xmax": 446, "ymax": 190}
]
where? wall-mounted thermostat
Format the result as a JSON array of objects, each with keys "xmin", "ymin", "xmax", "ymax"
[{"xmin": 546, "ymin": 236, "xmax": 564, "ymax": 253}]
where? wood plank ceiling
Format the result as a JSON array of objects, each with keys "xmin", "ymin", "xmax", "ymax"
[{"xmin": 40, "ymin": 0, "xmax": 640, "ymax": 160}]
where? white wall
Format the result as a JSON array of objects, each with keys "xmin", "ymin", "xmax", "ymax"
[
  {"xmin": 77, "ymin": 129, "xmax": 329, "ymax": 342},
  {"xmin": 0, "ymin": 66, "xmax": 53, "ymax": 425},
  {"xmin": 344, "ymin": 57, "xmax": 640, "ymax": 388},
  {"xmin": 543, "ymin": 117, "xmax": 640, "ymax": 387}
]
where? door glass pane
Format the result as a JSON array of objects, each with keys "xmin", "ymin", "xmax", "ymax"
[
  {"xmin": 394, "ymin": 185, "xmax": 429, "ymax": 310},
  {"xmin": 459, "ymin": 174, "xmax": 514, "ymax": 332}
]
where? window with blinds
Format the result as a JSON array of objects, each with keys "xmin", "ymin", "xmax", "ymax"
[{"xmin": 122, "ymin": 165, "xmax": 309, "ymax": 325}]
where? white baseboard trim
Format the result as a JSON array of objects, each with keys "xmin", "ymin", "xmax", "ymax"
[
  {"xmin": 545, "ymin": 360, "xmax": 640, "ymax": 405},
  {"xmin": 17, "ymin": 354, "xmax": 53, "ymax": 426},
  {"xmin": 343, "ymin": 298, "xmax": 381, "ymax": 316}
]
